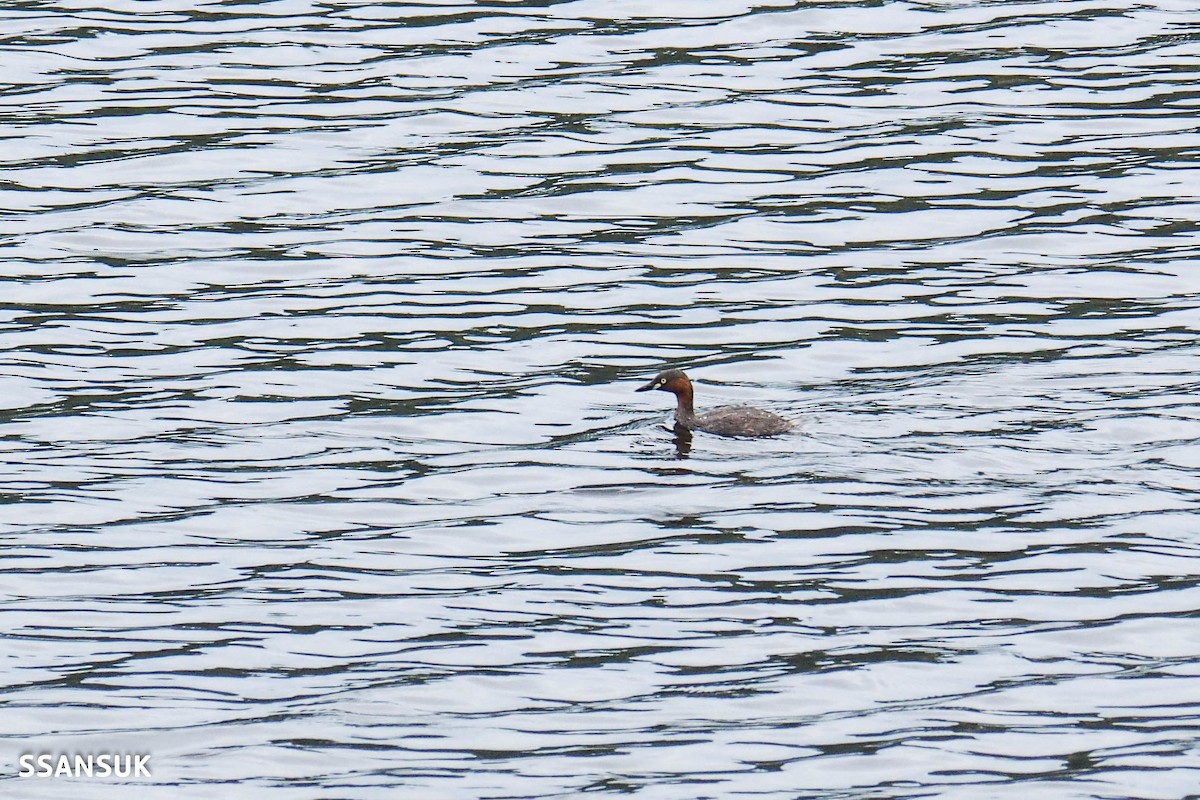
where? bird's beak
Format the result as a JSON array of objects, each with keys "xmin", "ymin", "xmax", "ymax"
[{"xmin": 636, "ymin": 378, "xmax": 657, "ymax": 392}]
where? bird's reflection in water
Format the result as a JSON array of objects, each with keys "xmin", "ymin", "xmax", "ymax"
[{"xmin": 672, "ymin": 424, "xmax": 693, "ymax": 458}]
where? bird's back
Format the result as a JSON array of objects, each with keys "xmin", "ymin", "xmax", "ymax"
[{"xmin": 692, "ymin": 405, "xmax": 792, "ymax": 437}]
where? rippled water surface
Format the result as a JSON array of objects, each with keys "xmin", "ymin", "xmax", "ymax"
[{"xmin": 4, "ymin": 1, "xmax": 1200, "ymax": 797}]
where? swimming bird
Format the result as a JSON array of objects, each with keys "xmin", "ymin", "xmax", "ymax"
[{"xmin": 637, "ymin": 369, "xmax": 792, "ymax": 437}]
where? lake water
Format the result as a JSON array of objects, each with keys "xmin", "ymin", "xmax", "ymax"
[{"xmin": 3, "ymin": 1, "xmax": 1200, "ymax": 798}]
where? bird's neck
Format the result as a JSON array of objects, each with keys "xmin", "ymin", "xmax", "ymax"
[{"xmin": 674, "ymin": 384, "xmax": 696, "ymax": 426}]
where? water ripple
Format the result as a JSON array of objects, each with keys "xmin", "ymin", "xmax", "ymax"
[{"xmin": 2, "ymin": 1, "xmax": 1200, "ymax": 798}]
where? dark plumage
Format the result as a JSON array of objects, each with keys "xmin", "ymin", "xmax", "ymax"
[{"xmin": 637, "ymin": 369, "xmax": 792, "ymax": 437}]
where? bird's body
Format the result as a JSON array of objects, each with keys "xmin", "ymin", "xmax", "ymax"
[{"xmin": 637, "ymin": 369, "xmax": 792, "ymax": 437}]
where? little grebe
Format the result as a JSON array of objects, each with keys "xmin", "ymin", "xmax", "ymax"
[{"xmin": 637, "ymin": 369, "xmax": 792, "ymax": 437}]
